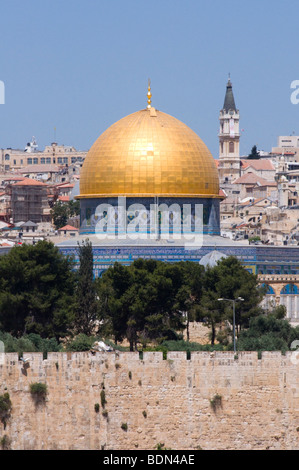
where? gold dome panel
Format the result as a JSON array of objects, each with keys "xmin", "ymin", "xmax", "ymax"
[{"xmin": 78, "ymin": 108, "xmax": 219, "ymax": 198}]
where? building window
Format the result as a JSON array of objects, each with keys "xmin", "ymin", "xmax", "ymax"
[
  {"xmin": 27, "ymin": 158, "xmax": 32, "ymax": 165},
  {"xmin": 33, "ymin": 158, "xmax": 38, "ymax": 164},
  {"xmin": 5, "ymin": 154, "xmax": 10, "ymax": 160},
  {"xmin": 41, "ymin": 158, "xmax": 45, "ymax": 164},
  {"xmin": 46, "ymin": 157, "xmax": 51, "ymax": 164},
  {"xmin": 13, "ymin": 160, "xmax": 16, "ymax": 165},
  {"xmin": 63, "ymin": 157, "xmax": 68, "ymax": 163},
  {"xmin": 229, "ymin": 142, "xmax": 234, "ymax": 153},
  {"xmin": 58, "ymin": 157, "xmax": 63, "ymax": 164},
  {"xmin": 281, "ymin": 284, "xmax": 298, "ymax": 295}
]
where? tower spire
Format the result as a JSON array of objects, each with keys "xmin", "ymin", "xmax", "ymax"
[
  {"xmin": 147, "ymin": 79, "xmax": 152, "ymax": 109},
  {"xmin": 218, "ymin": 77, "xmax": 240, "ymax": 184},
  {"xmin": 223, "ymin": 75, "xmax": 236, "ymax": 112}
]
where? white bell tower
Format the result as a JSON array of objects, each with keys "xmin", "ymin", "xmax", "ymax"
[{"xmin": 218, "ymin": 77, "xmax": 241, "ymax": 184}]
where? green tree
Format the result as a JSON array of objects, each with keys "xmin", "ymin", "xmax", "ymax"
[
  {"xmin": 196, "ymin": 256, "xmax": 265, "ymax": 345},
  {"xmin": 215, "ymin": 256, "xmax": 265, "ymax": 331},
  {"xmin": 96, "ymin": 262, "xmax": 134, "ymax": 344},
  {"xmin": 51, "ymin": 200, "xmax": 80, "ymax": 229},
  {"xmin": 172, "ymin": 261, "xmax": 205, "ymax": 341},
  {"xmin": 0, "ymin": 241, "xmax": 76, "ymax": 338},
  {"xmin": 51, "ymin": 201, "xmax": 68, "ymax": 229},
  {"xmin": 237, "ymin": 307, "xmax": 299, "ymax": 352},
  {"xmin": 196, "ymin": 285, "xmax": 223, "ymax": 345},
  {"xmin": 96, "ymin": 259, "xmax": 200, "ymax": 350},
  {"xmin": 247, "ymin": 145, "xmax": 260, "ymax": 159},
  {"xmin": 73, "ymin": 239, "xmax": 99, "ymax": 335}
]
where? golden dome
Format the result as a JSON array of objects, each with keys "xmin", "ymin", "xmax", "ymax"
[{"xmin": 78, "ymin": 107, "xmax": 219, "ymax": 198}]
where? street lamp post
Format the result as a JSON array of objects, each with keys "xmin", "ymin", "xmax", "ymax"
[{"xmin": 217, "ymin": 297, "xmax": 244, "ymax": 354}]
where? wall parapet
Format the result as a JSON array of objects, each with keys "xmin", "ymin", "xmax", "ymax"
[{"xmin": 0, "ymin": 349, "xmax": 294, "ymax": 367}]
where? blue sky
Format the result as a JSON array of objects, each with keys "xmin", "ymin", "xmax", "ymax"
[{"xmin": 1, "ymin": 0, "xmax": 299, "ymax": 158}]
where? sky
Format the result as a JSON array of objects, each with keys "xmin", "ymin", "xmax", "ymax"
[{"xmin": 1, "ymin": 0, "xmax": 299, "ymax": 158}]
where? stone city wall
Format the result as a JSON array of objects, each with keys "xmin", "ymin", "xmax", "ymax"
[{"xmin": 1, "ymin": 350, "xmax": 299, "ymax": 450}]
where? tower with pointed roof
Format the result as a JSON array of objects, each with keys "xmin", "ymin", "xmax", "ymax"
[{"xmin": 218, "ymin": 77, "xmax": 241, "ymax": 184}]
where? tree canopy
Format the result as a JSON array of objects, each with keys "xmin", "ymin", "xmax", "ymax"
[
  {"xmin": 193, "ymin": 256, "xmax": 265, "ymax": 344},
  {"xmin": 73, "ymin": 239, "xmax": 98, "ymax": 336},
  {"xmin": 96, "ymin": 259, "xmax": 204, "ymax": 351},
  {"xmin": 0, "ymin": 241, "xmax": 295, "ymax": 354},
  {"xmin": 237, "ymin": 306, "xmax": 299, "ymax": 352},
  {"xmin": 0, "ymin": 240, "xmax": 76, "ymax": 339},
  {"xmin": 247, "ymin": 145, "xmax": 260, "ymax": 159}
]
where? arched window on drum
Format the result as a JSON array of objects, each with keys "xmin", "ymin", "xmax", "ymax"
[
  {"xmin": 260, "ymin": 283, "xmax": 275, "ymax": 312},
  {"xmin": 280, "ymin": 284, "xmax": 299, "ymax": 321}
]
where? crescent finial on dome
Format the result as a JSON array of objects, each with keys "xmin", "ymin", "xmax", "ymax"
[{"xmin": 147, "ymin": 79, "xmax": 152, "ymax": 109}]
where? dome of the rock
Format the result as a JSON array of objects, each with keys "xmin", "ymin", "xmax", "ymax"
[{"xmin": 78, "ymin": 107, "xmax": 219, "ymax": 199}]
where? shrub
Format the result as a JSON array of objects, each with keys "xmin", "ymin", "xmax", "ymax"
[
  {"xmin": 0, "ymin": 393, "xmax": 12, "ymax": 428},
  {"xmin": 0, "ymin": 332, "xmax": 62, "ymax": 357},
  {"xmin": 100, "ymin": 390, "xmax": 107, "ymax": 408},
  {"xmin": 154, "ymin": 442, "xmax": 171, "ymax": 450},
  {"xmin": 30, "ymin": 382, "xmax": 47, "ymax": 404},
  {"xmin": 65, "ymin": 334, "xmax": 95, "ymax": 352},
  {"xmin": 236, "ymin": 313, "xmax": 299, "ymax": 353},
  {"xmin": 0, "ymin": 434, "xmax": 11, "ymax": 450},
  {"xmin": 210, "ymin": 394, "xmax": 222, "ymax": 413},
  {"xmin": 121, "ymin": 422, "xmax": 128, "ymax": 431},
  {"xmin": 94, "ymin": 403, "xmax": 100, "ymax": 413}
]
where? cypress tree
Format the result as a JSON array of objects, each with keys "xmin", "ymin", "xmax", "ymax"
[{"xmin": 74, "ymin": 239, "xmax": 98, "ymax": 335}]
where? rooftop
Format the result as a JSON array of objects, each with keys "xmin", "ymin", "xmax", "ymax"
[
  {"xmin": 233, "ymin": 172, "xmax": 276, "ymax": 186},
  {"xmin": 58, "ymin": 225, "xmax": 78, "ymax": 231},
  {"xmin": 12, "ymin": 178, "xmax": 47, "ymax": 187},
  {"xmin": 19, "ymin": 164, "xmax": 60, "ymax": 174},
  {"xmin": 241, "ymin": 159, "xmax": 275, "ymax": 171}
]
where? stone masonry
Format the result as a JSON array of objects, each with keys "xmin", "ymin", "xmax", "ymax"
[{"xmin": 1, "ymin": 350, "xmax": 299, "ymax": 450}]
